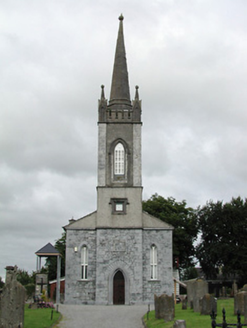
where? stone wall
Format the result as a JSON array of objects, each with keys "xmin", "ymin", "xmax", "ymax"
[
  {"xmin": 65, "ymin": 229, "xmax": 96, "ymax": 304},
  {"xmin": 95, "ymin": 228, "xmax": 143, "ymax": 304},
  {"xmin": 142, "ymin": 229, "xmax": 173, "ymax": 303}
]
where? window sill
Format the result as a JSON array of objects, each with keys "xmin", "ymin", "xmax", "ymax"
[
  {"xmin": 148, "ymin": 279, "xmax": 160, "ymax": 282},
  {"xmin": 77, "ymin": 279, "xmax": 92, "ymax": 282}
]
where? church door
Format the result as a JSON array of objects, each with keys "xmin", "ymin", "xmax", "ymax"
[{"xmin": 113, "ymin": 270, "xmax": 125, "ymax": 304}]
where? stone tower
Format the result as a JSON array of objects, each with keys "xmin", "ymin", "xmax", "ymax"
[
  {"xmin": 97, "ymin": 14, "xmax": 142, "ymax": 228},
  {"xmin": 64, "ymin": 16, "xmax": 173, "ymax": 305}
]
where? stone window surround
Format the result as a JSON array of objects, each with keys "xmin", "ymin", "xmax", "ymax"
[
  {"xmin": 109, "ymin": 198, "xmax": 129, "ymax": 214},
  {"xmin": 109, "ymin": 138, "xmax": 130, "ymax": 182}
]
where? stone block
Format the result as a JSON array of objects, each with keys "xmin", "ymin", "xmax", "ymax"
[
  {"xmin": 154, "ymin": 294, "xmax": 174, "ymax": 322},
  {"xmin": 173, "ymin": 320, "xmax": 186, "ymax": 328},
  {"xmin": 200, "ymin": 293, "xmax": 217, "ymax": 315}
]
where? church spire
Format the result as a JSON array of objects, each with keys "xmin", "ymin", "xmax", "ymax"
[{"xmin": 109, "ymin": 15, "xmax": 131, "ymax": 108}]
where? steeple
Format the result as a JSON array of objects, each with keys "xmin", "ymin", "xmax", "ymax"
[{"xmin": 109, "ymin": 14, "xmax": 131, "ymax": 108}]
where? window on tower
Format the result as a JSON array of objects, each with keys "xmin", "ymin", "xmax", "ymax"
[{"xmin": 114, "ymin": 143, "xmax": 125, "ymax": 175}]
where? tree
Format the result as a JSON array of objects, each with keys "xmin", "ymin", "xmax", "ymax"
[
  {"xmin": 16, "ymin": 269, "xmax": 35, "ymax": 286},
  {"xmin": 45, "ymin": 232, "xmax": 66, "ymax": 281},
  {"xmin": 196, "ymin": 197, "xmax": 247, "ymax": 281},
  {"xmin": 143, "ymin": 194, "xmax": 198, "ymax": 269}
]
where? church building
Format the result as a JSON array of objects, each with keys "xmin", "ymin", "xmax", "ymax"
[{"xmin": 64, "ymin": 15, "xmax": 173, "ymax": 305}]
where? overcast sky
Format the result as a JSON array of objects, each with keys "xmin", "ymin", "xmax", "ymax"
[{"xmin": 1, "ymin": 0, "xmax": 247, "ymax": 280}]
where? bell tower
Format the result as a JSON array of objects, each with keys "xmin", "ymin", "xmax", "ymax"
[{"xmin": 97, "ymin": 15, "xmax": 143, "ymax": 228}]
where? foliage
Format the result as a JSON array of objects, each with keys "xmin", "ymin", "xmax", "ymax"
[
  {"xmin": 143, "ymin": 194, "xmax": 198, "ymax": 269},
  {"xmin": 16, "ymin": 269, "xmax": 35, "ymax": 286},
  {"xmin": 45, "ymin": 232, "xmax": 66, "ymax": 282},
  {"xmin": 180, "ymin": 267, "xmax": 199, "ymax": 281},
  {"xmin": 143, "ymin": 299, "xmax": 241, "ymax": 328},
  {"xmin": 24, "ymin": 304, "xmax": 60, "ymax": 328},
  {"xmin": 25, "ymin": 283, "xmax": 35, "ymax": 298},
  {"xmin": 196, "ymin": 197, "xmax": 247, "ymax": 280}
]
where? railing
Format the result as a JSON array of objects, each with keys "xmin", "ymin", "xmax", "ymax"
[{"xmin": 211, "ymin": 308, "xmax": 247, "ymax": 328}]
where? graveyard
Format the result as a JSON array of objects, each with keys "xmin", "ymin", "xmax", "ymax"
[{"xmin": 144, "ymin": 298, "xmax": 243, "ymax": 328}]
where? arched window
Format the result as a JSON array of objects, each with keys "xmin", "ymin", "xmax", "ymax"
[
  {"xmin": 150, "ymin": 245, "xmax": 157, "ymax": 280},
  {"xmin": 114, "ymin": 143, "xmax": 125, "ymax": 175},
  {"xmin": 81, "ymin": 246, "xmax": 88, "ymax": 280}
]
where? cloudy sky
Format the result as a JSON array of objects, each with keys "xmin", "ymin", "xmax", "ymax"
[{"xmin": 1, "ymin": 0, "xmax": 247, "ymax": 280}]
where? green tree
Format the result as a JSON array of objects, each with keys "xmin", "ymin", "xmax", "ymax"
[
  {"xmin": 16, "ymin": 269, "xmax": 35, "ymax": 285},
  {"xmin": 196, "ymin": 197, "xmax": 247, "ymax": 281},
  {"xmin": 143, "ymin": 194, "xmax": 198, "ymax": 269},
  {"xmin": 45, "ymin": 232, "xmax": 66, "ymax": 281}
]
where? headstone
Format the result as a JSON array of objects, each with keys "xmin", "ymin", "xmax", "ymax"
[
  {"xmin": 200, "ymin": 293, "xmax": 217, "ymax": 315},
  {"xmin": 192, "ymin": 278, "xmax": 208, "ymax": 313},
  {"xmin": 234, "ymin": 291, "xmax": 247, "ymax": 315},
  {"xmin": 0, "ymin": 266, "xmax": 26, "ymax": 328},
  {"xmin": 173, "ymin": 320, "xmax": 186, "ymax": 328},
  {"xmin": 182, "ymin": 298, "xmax": 187, "ymax": 310},
  {"xmin": 232, "ymin": 281, "xmax": 238, "ymax": 297},
  {"xmin": 154, "ymin": 294, "xmax": 175, "ymax": 322}
]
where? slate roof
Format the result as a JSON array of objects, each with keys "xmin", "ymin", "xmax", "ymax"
[{"xmin": 35, "ymin": 242, "xmax": 60, "ymax": 257}]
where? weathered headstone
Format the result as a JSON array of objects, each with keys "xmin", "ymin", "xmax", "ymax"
[
  {"xmin": 192, "ymin": 278, "xmax": 208, "ymax": 313},
  {"xmin": 173, "ymin": 320, "xmax": 186, "ymax": 328},
  {"xmin": 232, "ymin": 281, "xmax": 238, "ymax": 297},
  {"xmin": 0, "ymin": 266, "xmax": 26, "ymax": 328},
  {"xmin": 154, "ymin": 294, "xmax": 174, "ymax": 322},
  {"xmin": 200, "ymin": 293, "xmax": 217, "ymax": 315},
  {"xmin": 234, "ymin": 291, "xmax": 247, "ymax": 315},
  {"xmin": 182, "ymin": 298, "xmax": 187, "ymax": 310}
]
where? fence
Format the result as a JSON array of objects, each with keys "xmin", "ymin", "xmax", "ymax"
[{"xmin": 211, "ymin": 308, "xmax": 247, "ymax": 328}]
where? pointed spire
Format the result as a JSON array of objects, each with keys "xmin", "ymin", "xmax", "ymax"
[{"xmin": 109, "ymin": 15, "xmax": 131, "ymax": 108}]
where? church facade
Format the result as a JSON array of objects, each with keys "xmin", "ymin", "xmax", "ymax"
[{"xmin": 64, "ymin": 15, "xmax": 173, "ymax": 305}]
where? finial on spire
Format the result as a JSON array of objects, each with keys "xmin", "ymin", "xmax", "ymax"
[
  {"xmin": 101, "ymin": 85, "xmax": 105, "ymax": 99},
  {"xmin": 119, "ymin": 14, "xmax": 124, "ymax": 21},
  {"xmin": 135, "ymin": 85, "xmax": 139, "ymax": 100}
]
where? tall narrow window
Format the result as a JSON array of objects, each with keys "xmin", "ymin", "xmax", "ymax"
[
  {"xmin": 150, "ymin": 245, "xmax": 157, "ymax": 280},
  {"xmin": 114, "ymin": 143, "xmax": 124, "ymax": 175},
  {"xmin": 81, "ymin": 246, "xmax": 88, "ymax": 280}
]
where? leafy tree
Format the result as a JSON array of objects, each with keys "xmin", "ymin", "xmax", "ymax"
[
  {"xmin": 16, "ymin": 269, "xmax": 35, "ymax": 286},
  {"xmin": 181, "ymin": 266, "xmax": 199, "ymax": 281},
  {"xmin": 45, "ymin": 232, "xmax": 66, "ymax": 281},
  {"xmin": 143, "ymin": 194, "xmax": 198, "ymax": 269},
  {"xmin": 196, "ymin": 197, "xmax": 247, "ymax": 281}
]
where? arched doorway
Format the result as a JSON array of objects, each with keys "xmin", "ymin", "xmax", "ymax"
[{"xmin": 113, "ymin": 270, "xmax": 125, "ymax": 304}]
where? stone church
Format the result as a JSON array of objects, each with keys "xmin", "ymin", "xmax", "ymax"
[{"xmin": 64, "ymin": 15, "xmax": 173, "ymax": 305}]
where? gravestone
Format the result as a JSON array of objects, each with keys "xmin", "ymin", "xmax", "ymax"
[
  {"xmin": 154, "ymin": 294, "xmax": 174, "ymax": 322},
  {"xmin": 201, "ymin": 293, "xmax": 217, "ymax": 315},
  {"xmin": 0, "ymin": 266, "xmax": 26, "ymax": 328},
  {"xmin": 234, "ymin": 291, "xmax": 247, "ymax": 315},
  {"xmin": 192, "ymin": 278, "xmax": 208, "ymax": 313},
  {"xmin": 182, "ymin": 298, "xmax": 187, "ymax": 310},
  {"xmin": 173, "ymin": 320, "xmax": 186, "ymax": 328},
  {"xmin": 232, "ymin": 281, "xmax": 238, "ymax": 297}
]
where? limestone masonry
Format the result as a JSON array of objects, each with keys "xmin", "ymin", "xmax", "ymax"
[{"xmin": 64, "ymin": 15, "xmax": 173, "ymax": 305}]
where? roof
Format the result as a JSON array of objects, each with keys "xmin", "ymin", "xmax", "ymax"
[
  {"xmin": 63, "ymin": 210, "xmax": 173, "ymax": 230},
  {"xmin": 35, "ymin": 243, "xmax": 61, "ymax": 257}
]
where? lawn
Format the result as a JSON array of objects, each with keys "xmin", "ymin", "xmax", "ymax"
[
  {"xmin": 24, "ymin": 304, "xmax": 61, "ymax": 328},
  {"xmin": 143, "ymin": 298, "xmax": 243, "ymax": 328}
]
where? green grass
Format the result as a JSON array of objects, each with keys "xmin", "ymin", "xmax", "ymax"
[
  {"xmin": 24, "ymin": 304, "xmax": 61, "ymax": 328},
  {"xmin": 143, "ymin": 298, "xmax": 243, "ymax": 328}
]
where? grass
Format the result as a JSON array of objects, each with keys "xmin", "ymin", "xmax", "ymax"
[
  {"xmin": 143, "ymin": 298, "xmax": 243, "ymax": 328},
  {"xmin": 24, "ymin": 304, "xmax": 61, "ymax": 328}
]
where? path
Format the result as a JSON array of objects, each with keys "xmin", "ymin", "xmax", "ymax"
[{"xmin": 55, "ymin": 304, "xmax": 148, "ymax": 328}]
